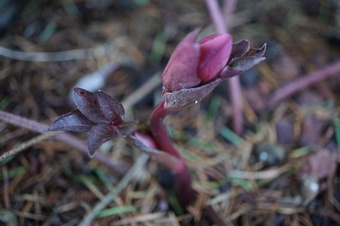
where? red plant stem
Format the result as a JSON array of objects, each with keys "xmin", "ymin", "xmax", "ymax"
[
  {"xmin": 268, "ymin": 60, "xmax": 340, "ymax": 106},
  {"xmin": 205, "ymin": 0, "xmax": 243, "ymax": 135},
  {"xmin": 205, "ymin": 0, "xmax": 227, "ymax": 34},
  {"xmin": 132, "ymin": 131, "xmax": 183, "ymax": 172},
  {"xmin": 229, "ymin": 79, "xmax": 243, "ymax": 134},
  {"xmin": 0, "ymin": 110, "xmax": 128, "ymax": 175},
  {"xmin": 149, "ymin": 100, "xmax": 193, "ymax": 205},
  {"xmin": 222, "ymin": 0, "xmax": 238, "ymax": 29},
  {"xmin": 149, "ymin": 101, "xmax": 180, "ymax": 158}
]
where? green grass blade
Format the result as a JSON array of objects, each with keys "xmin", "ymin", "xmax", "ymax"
[
  {"xmin": 219, "ymin": 127, "xmax": 244, "ymax": 147},
  {"xmin": 0, "ymin": 166, "xmax": 27, "ymax": 180},
  {"xmin": 98, "ymin": 206, "xmax": 137, "ymax": 218},
  {"xmin": 334, "ymin": 117, "xmax": 340, "ymax": 151}
]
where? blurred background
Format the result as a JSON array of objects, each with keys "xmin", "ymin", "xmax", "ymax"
[{"xmin": 0, "ymin": 0, "xmax": 340, "ymax": 225}]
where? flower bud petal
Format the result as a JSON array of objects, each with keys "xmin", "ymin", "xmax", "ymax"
[
  {"xmin": 162, "ymin": 29, "xmax": 201, "ymax": 93},
  {"xmin": 198, "ymin": 34, "xmax": 232, "ymax": 82}
]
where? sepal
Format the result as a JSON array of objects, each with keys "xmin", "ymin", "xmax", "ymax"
[
  {"xmin": 163, "ymin": 79, "xmax": 222, "ymax": 111},
  {"xmin": 227, "ymin": 43, "xmax": 266, "ymax": 73}
]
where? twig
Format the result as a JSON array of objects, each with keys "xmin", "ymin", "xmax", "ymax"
[
  {"xmin": 203, "ymin": 206, "xmax": 229, "ymax": 226},
  {"xmin": 78, "ymin": 153, "xmax": 149, "ymax": 226},
  {"xmin": 0, "ymin": 131, "xmax": 60, "ymax": 161},
  {"xmin": 229, "ymin": 163, "xmax": 292, "ymax": 179},
  {"xmin": 0, "ymin": 110, "xmax": 127, "ymax": 174},
  {"xmin": 222, "ymin": 0, "xmax": 238, "ymax": 30},
  {"xmin": 0, "ymin": 46, "xmax": 95, "ymax": 62},
  {"xmin": 0, "ymin": 45, "xmax": 110, "ymax": 62},
  {"xmin": 268, "ymin": 60, "xmax": 340, "ymax": 106},
  {"xmin": 205, "ymin": 0, "xmax": 226, "ymax": 34},
  {"xmin": 205, "ymin": 0, "xmax": 243, "ymax": 135}
]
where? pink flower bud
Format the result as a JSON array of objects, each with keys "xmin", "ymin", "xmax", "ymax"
[
  {"xmin": 198, "ymin": 34, "xmax": 232, "ymax": 82},
  {"xmin": 162, "ymin": 30, "xmax": 232, "ymax": 93},
  {"xmin": 162, "ymin": 30, "xmax": 201, "ymax": 93}
]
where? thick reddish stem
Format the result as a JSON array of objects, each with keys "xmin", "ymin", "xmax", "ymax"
[
  {"xmin": 229, "ymin": 77, "xmax": 243, "ymax": 135},
  {"xmin": 149, "ymin": 101, "xmax": 181, "ymax": 158},
  {"xmin": 149, "ymin": 100, "xmax": 193, "ymax": 206}
]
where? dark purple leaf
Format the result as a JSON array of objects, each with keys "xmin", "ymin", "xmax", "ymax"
[
  {"xmin": 97, "ymin": 90, "xmax": 125, "ymax": 123},
  {"xmin": 49, "ymin": 110, "xmax": 94, "ymax": 132},
  {"xmin": 117, "ymin": 124, "xmax": 135, "ymax": 137},
  {"xmin": 73, "ymin": 88, "xmax": 107, "ymax": 123},
  {"xmin": 228, "ymin": 40, "xmax": 250, "ymax": 64},
  {"xmin": 87, "ymin": 123, "xmax": 117, "ymax": 157},
  {"xmin": 163, "ymin": 78, "xmax": 222, "ymax": 110}
]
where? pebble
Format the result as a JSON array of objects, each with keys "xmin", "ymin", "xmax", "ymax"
[{"xmin": 254, "ymin": 143, "xmax": 286, "ymax": 167}]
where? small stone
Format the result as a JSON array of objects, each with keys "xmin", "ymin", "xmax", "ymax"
[
  {"xmin": 300, "ymin": 175, "xmax": 319, "ymax": 206},
  {"xmin": 254, "ymin": 143, "xmax": 286, "ymax": 167},
  {"xmin": 276, "ymin": 118, "xmax": 294, "ymax": 145},
  {"xmin": 299, "ymin": 115, "xmax": 322, "ymax": 147}
]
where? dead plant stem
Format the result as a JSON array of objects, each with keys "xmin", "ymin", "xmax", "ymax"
[
  {"xmin": 0, "ymin": 131, "xmax": 60, "ymax": 161},
  {"xmin": 0, "ymin": 110, "xmax": 127, "ymax": 174},
  {"xmin": 268, "ymin": 60, "xmax": 340, "ymax": 106},
  {"xmin": 205, "ymin": 0, "xmax": 243, "ymax": 135}
]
